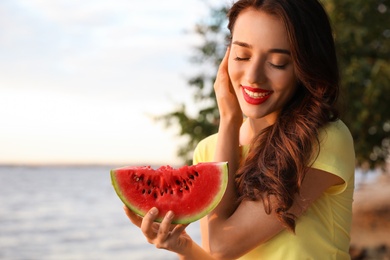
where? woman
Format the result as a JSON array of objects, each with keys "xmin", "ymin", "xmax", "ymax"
[{"xmin": 125, "ymin": 0, "xmax": 355, "ymax": 259}]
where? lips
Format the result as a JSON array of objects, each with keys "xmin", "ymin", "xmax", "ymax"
[{"xmin": 241, "ymin": 86, "xmax": 273, "ymax": 105}]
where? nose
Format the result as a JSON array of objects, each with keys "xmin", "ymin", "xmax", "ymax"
[{"xmin": 245, "ymin": 59, "xmax": 267, "ymax": 85}]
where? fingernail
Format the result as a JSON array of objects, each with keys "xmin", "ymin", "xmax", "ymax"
[
  {"xmin": 150, "ymin": 207, "xmax": 158, "ymax": 216},
  {"xmin": 167, "ymin": 211, "xmax": 174, "ymax": 219}
]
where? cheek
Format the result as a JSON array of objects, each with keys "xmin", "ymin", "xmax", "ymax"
[
  {"xmin": 271, "ymin": 71, "xmax": 297, "ymax": 93},
  {"xmin": 276, "ymin": 81, "xmax": 298, "ymax": 105}
]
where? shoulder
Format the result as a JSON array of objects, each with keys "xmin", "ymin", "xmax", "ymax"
[
  {"xmin": 193, "ymin": 133, "xmax": 218, "ymax": 164},
  {"xmin": 318, "ymin": 120, "xmax": 354, "ymax": 146},
  {"xmin": 316, "ymin": 120, "xmax": 355, "ymax": 164},
  {"xmin": 311, "ymin": 120, "xmax": 355, "ymax": 192}
]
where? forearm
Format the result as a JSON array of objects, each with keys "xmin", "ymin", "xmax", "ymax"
[
  {"xmin": 202, "ymin": 115, "xmax": 242, "ymax": 258},
  {"xmin": 212, "ymin": 117, "xmax": 241, "ymax": 218}
]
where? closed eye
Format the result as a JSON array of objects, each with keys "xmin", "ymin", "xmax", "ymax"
[
  {"xmin": 234, "ymin": 56, "xmax": 250, "ymax": 61},
  {"xmin": 269, "ymin": 62, "xmax": 287, "ymax": 70}
]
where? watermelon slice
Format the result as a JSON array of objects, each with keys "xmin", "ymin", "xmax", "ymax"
[{"xmin": 111, "ymin": 162, "xmax": 228, "ymax": 224}]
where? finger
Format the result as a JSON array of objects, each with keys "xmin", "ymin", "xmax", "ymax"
[
  {"xmin": 217, "ymin": 47, "xmax": 230, "ymax": 75},
  {"xmin": 151, "ymin": 222, "xmax": 160, "ymax": 234},
  {"xmin": 222, "ymin": 46, "xmax": 230, "ymax": 64},
  {"xmin": 222, "ymin": 46, "xmax": 230, "ymax": 67},
  {"xmin": 215, "ymin": 50, "xmax": 231, "ymax": 94},
  {"xmin": 171, "ymin": 223, "xmax": 189, "ymax": 237},
  {"xmin": 141, "ymin": 207, "xmax": 159, "ymax": 240},
  {"xmin": 157, "ymin": 211, "xmax": 175, "ymax": 242},
  {"xmin": 123, "ymin": 205, "xmax": 142, "ymax": 227},
  {"xmin": 168, "ymin": 224, "xmax": 190, "ymax": 250}
]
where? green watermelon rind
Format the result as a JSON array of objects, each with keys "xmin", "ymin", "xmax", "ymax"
[
  {"xmin": 111, "ymin": 169, "xmax": 150, "ymax": 221},
  {"xmin": 111, "ymin": 162, "xmax": 228, "ymax": 224}
]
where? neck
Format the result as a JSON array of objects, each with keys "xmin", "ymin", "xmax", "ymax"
[{"xmin": 239, "ymin": 113, "xmax": 278, "ymax": 146}]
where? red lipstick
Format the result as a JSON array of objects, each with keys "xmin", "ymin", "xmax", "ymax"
[{"xmin": 241, "ymin": 86, "xmax": 273, "ymax": 105}]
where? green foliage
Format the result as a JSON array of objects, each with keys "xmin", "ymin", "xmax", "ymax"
[
  {"xmin": 325, "ymin": 0, "xmax": 390, "ymax": 165},
  {"xmin": 155, "ymin": 6, "xmax": 229, "ymax": 164},
  {"xmin": 158, "ymin": 1, "xmax": 390, "ymax": 166}
]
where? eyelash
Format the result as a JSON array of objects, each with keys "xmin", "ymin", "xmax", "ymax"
[
  {"xmin": 234, "ymin": 56, "xmax": 287, "ymax": 70},
  {"xmin": 269, "ymin": 63, "xmax": 287, "ymax": 70},
  {"xmin": 233, "ymin": 56, "xmax": 249, "ymax": 61}
]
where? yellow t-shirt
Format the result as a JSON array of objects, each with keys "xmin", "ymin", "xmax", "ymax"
[{"xmin": 193, "ymin": 120, "xmax": 355, "ymax": 260}]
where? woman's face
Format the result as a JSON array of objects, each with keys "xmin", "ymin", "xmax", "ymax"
[{"xmin": 228, "ymin": 8, "xmax": 298, "ymax": 123}]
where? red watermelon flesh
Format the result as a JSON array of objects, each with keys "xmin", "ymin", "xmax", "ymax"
[{"xmin": 111, "ymin": 162, "xmax": 228, "ymax": 224}]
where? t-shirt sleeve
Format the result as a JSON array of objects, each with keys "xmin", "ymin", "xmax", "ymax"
[{"xmin": 310, "ymin": 120, "xmax": 355, "ymax": 194}]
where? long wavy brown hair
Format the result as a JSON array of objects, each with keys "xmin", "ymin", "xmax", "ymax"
[{"xmin": 228, "ymin": 0, "xmax": 340, "ymax": 232}]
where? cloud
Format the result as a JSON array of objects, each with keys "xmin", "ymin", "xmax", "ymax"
[
  {"xmin": 0, "ymin": 0, "xmax": 203, "ymax": 91},
  {"xmin": 0, "ymin": 0, "xmax": 225, "ymax": 165}
]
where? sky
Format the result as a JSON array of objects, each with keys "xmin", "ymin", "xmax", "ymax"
[{"xmin": 0, "ymin": 0, "xmax": 227, "ymax": 166}]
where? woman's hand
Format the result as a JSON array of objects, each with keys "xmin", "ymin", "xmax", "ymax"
[
  {"xmin": 214, "ymin": 47, "xmax": 242, "ymax": 126},
  {"xmin": 123, "ymin": 206, "xmax": 192, "ymax": 255}
]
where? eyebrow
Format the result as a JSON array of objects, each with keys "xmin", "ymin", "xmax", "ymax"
[{"xmin": 232, "ymin": 40, "xmax": 291, "ymax": 55}]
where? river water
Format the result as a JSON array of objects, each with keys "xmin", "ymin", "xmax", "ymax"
[{"xmin": 0, "ymin": 165, "xmax": 201, "ymax": 260}]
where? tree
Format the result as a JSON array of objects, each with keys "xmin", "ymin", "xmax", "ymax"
[
  {"xmin": 156, "ymin": 5, "xmax": 229, "ymax": 165},
  {"xmin": 325, "ymin": 0, "xmax": 390, "ymax": 166},
  {"xmin": 158, "ymin": 1, "xmax": 390, "ymax": 167}
]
